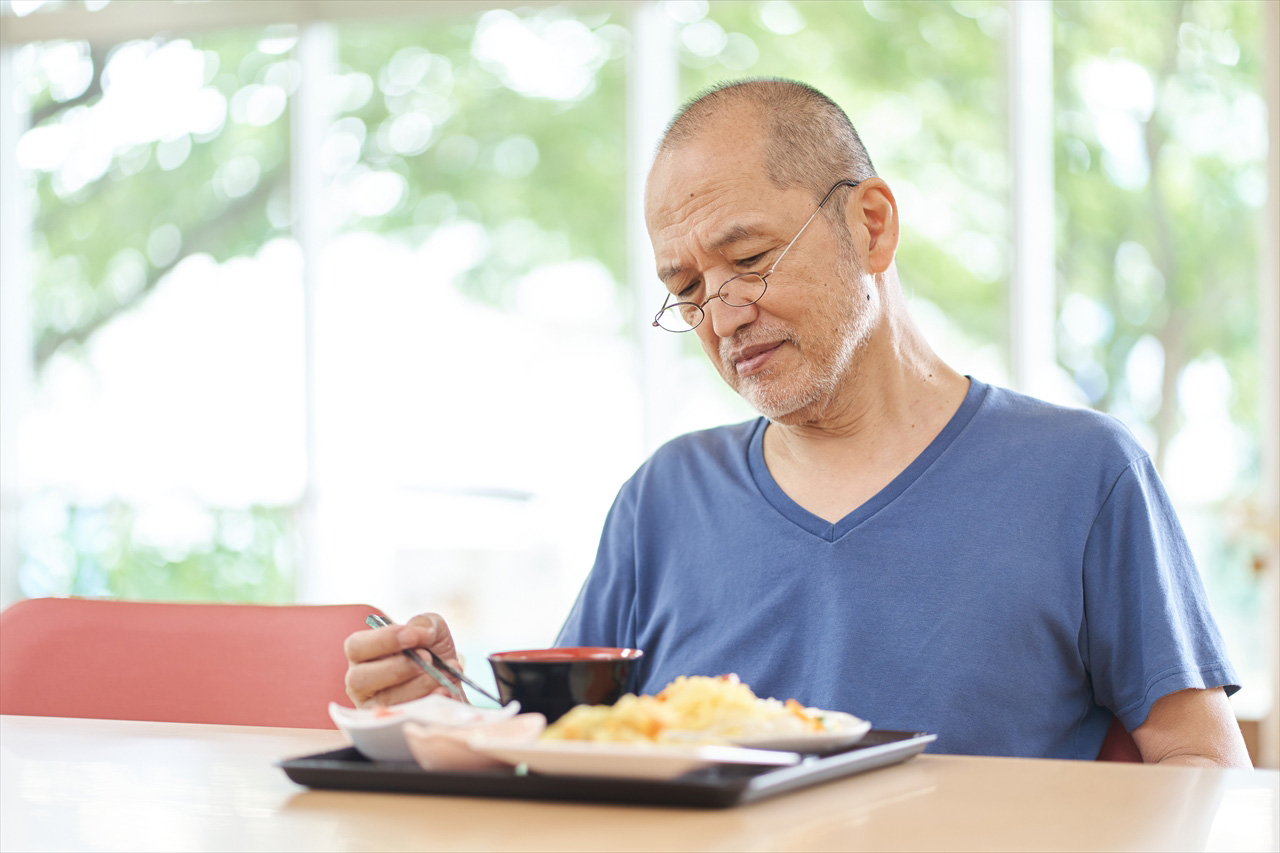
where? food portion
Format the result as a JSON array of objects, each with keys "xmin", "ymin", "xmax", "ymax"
[{"xmin": 541, "ymin": 674, "xmax": 845, "ymax": 745}]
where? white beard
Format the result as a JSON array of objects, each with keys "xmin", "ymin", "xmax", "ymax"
[
  {"xmin": 725, "ymin": 246, "xmax": 873, "ymax": 422},
  {"xmin": 732, "ymin": 309, "xmax": 868, "ymax": 421}
]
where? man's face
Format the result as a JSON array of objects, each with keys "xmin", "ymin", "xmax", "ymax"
[{"xmin": 644, "ymin": 133, "xmax": 875, "ymax": 424}]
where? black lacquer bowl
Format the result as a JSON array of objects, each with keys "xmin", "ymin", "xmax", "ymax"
[{"xmin": 487, "ymin": 647, "xmax": 643, "ymax": 723}]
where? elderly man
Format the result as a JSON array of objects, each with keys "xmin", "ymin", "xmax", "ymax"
[{"xmin": 344, "ymin": 79, "xmax": 1249, "ymax": 766}]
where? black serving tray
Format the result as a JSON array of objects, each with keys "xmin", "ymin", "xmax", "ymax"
[{"xmin": 279, "ymin": 729, "xmax": 936, "ymax": 809}]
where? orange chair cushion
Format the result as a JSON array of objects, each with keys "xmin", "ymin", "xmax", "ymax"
[{"xmin": 0, "ymin": 598, "xmax": 384, "ymax": 728}]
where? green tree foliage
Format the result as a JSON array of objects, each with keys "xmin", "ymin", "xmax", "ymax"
[
  {"xmin": 20, "ymin": 30, "xmax": 303, "ymax": 602},
  {"xmin": 1054, "ymin": 0, "xmax": 1264, "ymax": 472},
  {"xmin": 18, "ymin": 7, "xmax": 632, "ymax": 603},
  {"xmin": 20, "ymin": 502, "xmax": 295, "ymax": 603},
  {"xmin": 689, "ymin": 0, "xmax": 1011, "ymax": 354},
  {"xmin": 15, "ymin": 1, "xmax": 1268, "ymax": 616},
  {"xmin": 28, "ymin": 31, "xmax": 291, "ymax": 372},
  {"xmin": 329, "ymin": 8, "xmax": 627, "ymax": 312},
  {"xmin": 28, "ymin": 8, "xmax": 630, "ymax": 371},
  {"xmin": 1052, "ymin": 0, "xmax": 1267, "ymax": 682}
]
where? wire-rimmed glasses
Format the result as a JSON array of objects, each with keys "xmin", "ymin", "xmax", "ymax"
[{"xmin": 651, "ymin": 179, "xmax": 861, "ymax": 333}]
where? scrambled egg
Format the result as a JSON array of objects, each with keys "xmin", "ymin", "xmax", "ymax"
[{"xmin": 541, "ymin": 674, "xmax": 827, "ymax": 745}]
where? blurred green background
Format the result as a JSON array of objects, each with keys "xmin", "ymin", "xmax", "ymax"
[{"xmin": 2, "ymin": 0, "xmax": 1272, "ymax": 712}]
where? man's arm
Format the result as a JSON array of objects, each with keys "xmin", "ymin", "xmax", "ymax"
[{"xmin": 1130, "ymin": 687, "xmax": 1252, "ymax": 767}]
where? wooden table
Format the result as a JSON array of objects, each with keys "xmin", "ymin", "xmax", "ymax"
[{"xmin": 2, "ymin": 715, "xmax": 1276, "ymax": 852}]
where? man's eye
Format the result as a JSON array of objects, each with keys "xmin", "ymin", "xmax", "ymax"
[
  {"xmin": 677, "ymin": 281, "xmax": 701, "ymax": 300},
  {"xmin": 737, "ymin": 253, "xmax": 766, "ymax": 268}
]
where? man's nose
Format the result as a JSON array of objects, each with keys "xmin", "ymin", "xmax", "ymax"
[{"xmin": 705, "ymin": 295, "xmax": 759, "ymax": 339}]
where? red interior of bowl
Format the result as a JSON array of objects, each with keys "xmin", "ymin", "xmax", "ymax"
[{"xmin": 488, "ymin": 647, "xmax": 644, "ymax": 663}]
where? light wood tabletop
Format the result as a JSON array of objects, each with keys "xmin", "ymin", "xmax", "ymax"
[{"xmin": 1, "ymin": 714, "xmax": 1276, "ymax": 852}]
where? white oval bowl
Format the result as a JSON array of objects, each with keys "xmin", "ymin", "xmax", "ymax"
[{"xmin": 329, "ymin": 695, "xmax": 520, "ymax": 763}]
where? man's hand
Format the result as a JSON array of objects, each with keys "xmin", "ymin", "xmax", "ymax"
[
  {"xmin": 343, "ymin": 612, "xmax": 465, "ymax": 708},
  {"xmin": 1131, "ymin": 687, "xmax": 1252, "ymax": 768}
]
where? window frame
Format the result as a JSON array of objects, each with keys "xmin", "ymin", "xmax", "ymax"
[{"xmin": 1, "ymin": 0, "xmax": 1276, "ymax": 765}]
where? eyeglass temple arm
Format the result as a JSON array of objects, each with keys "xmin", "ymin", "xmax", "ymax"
[
  {"xmin": 770, "ymin": 179, "xmax": 861, "ymax": 273},
  {"xmin": 651, "ymin": 179, "xmax": 860, "ymax": 326}
]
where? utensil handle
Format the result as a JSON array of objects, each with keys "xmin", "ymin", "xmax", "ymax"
[{"xmin": 365, "ymin": 613, "xmax": 505, "ymax": 707}]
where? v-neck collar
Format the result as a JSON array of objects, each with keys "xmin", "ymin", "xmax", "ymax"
[{"xmin": 746, "ymin": 377, "xmax": 988, "ymax": 542}]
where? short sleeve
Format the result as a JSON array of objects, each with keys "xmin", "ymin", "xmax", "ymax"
[
  {"xmin": 555, "ymin": 485, "xmax": 639, "ymax": 649},
  {"xmin": 1081, "ymin": 456, "xmax": 1240, "ymax": 731}
]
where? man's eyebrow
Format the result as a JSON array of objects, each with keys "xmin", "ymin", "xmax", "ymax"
[
  {"xmin": 657, "ymin": 223, "xmax": 768, "ymax": 285},
  {"xmin": 708, "ymin": 223, "xmax": 763, "ymax": 254}
]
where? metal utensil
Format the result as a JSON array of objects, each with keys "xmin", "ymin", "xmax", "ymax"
[{"xmin": 366, "ymin": 613, "xmax": 507, "ymax": 707}]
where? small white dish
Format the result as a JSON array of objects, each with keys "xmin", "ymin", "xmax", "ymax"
[
  {"xmin": 329, "ymin": 695, "xmax": 520, "ymax": 763},
  {"xmin": 467, "ymin": 738, "xmax": 801, "ymax": 780},
  {"xmin": 727, "ymin": 711, "xmax": 872, "ymax": 752},
  {"xmin": 404, "ymin": 713, "xmax": 547, "ymax": 772}
]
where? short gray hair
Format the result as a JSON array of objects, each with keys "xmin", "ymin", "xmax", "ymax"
[{"xmin": 658, "ymin": 78, "xmax": 877, "ymax": 220}]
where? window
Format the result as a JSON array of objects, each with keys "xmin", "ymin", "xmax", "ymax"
[
  {"xmin": 7, "ymin": 27, "xmax": 304, "ymax": 603},
  {"xmin": 2, "ymin": 0, "xmax": 1275, "ymax": 727},
  {"xmin": 309, "ymin": 9, "xmax": 639, "ymax": 660},
  {"xmin": 689, "ymin": 0, "xmax": 1012, "ymax": 382}
]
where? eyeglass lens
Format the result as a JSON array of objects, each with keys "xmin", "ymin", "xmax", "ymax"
[{"xmin": 655, "ymin": 274, "xmax": 767, "ymax": 332}]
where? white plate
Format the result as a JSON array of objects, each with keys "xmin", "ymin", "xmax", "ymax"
[
  {"xmin": 659, "ymin": 710, "xmax": 872, "ymax": 752},
  {"xmin": 467, "ymin": 738, "xmax": 802, "ymax": 780},
  {"xmin": 728, "ymin": 711, "xmax": 872, "ymax": 752}
]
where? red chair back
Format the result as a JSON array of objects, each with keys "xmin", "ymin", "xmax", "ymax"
[
  {"xmin": 0, "ymin": 598, "xmax": 384, "ymax": 728},
  {"xmin": 1096, "ymin": 715, "xmax": 1143, "ymax": 762}
]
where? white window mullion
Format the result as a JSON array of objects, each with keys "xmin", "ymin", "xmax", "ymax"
[
  {"xmin": 627, "ymin": 0, "xmax": 679, "ymax": 456},
  {"xmin": 292, "ymin": 22, "xmax": 336, "ymax": 603},
  {"xmin": 1006, "ymin": 0, "xmax": 1057, "ymax": 398}
]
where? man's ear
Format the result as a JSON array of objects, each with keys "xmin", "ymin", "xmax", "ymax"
[{"xmin": 848, "ymin": 179, "xmax": 899, "ymax": 274}]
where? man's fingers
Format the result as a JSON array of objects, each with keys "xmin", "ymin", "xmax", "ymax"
[
  {"xmin": 345, "ymin": 653, "xmax": 447, "ymax": 706},
  {"xmin": 342, "ymin": 624, "xmax": 399, "ymax": 664},
  {"xmin": 406, "ymin": 613, "xmax": 443, "ymax": 631},
  {"xmin": 342, "ymin": 612, "xmax": 458, "ymax": 708},
  {"xmin": 405, "ymin": 613, "xmax": 456, "ymax": 658},
  {"xmin": 343, "ymin": 623, "xmax": 434, "ymax": 665},
  {"xmin": 345, "ymin": 653, "xmax": 412, "ymax": 704},
  {"xmin": 366, "ymin": 676, "xmax": 457, "ymax": 709},
  {"xmin": 406, "ymin": 613, "xmax": 448, "ymax": 645}
]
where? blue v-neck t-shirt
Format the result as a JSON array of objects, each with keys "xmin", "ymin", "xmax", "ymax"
[{"xmin": 556, "ymin": 378, "xmax": 1239, "ymax": 760}]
